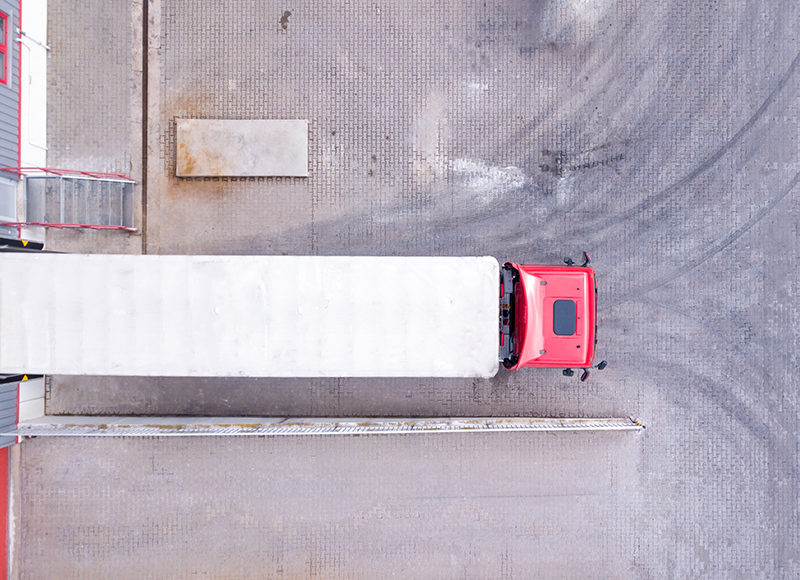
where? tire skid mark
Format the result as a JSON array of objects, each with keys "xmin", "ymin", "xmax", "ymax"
[
  {"xmin": 637, "ymin": 296, "xmax": 769, "ymax": 376},
  {"xmin": 622, "ymin": 306, "xmax": 789, "ymax": 476},
  {"xmin": 610, "ymin": 168, "xmax": 800, "ymax": 306},
  {"xmin": 581, "ymin": 45, "xmax": 800, "ymax": 237},
  {"xmin": 675, "ymin": 363, "xmax": 796, "ymax": 486}
]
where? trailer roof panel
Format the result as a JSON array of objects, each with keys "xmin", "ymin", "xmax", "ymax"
[{"xmin": 0, "ymin": 255, "xmax": 500, "ymax": 378}]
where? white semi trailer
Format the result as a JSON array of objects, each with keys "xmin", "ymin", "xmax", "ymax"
[{"xmin": 0, "ymin": 253, "xmax": 599, "ymax": 378}]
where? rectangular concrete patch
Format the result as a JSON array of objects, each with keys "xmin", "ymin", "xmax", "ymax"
[{"xmin": 176, "ymin": 119, "xmax": 308, "ymax": 177}]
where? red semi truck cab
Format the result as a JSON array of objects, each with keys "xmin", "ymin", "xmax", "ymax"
[{"xmin": 500, "ymin": 261, "xmax": 597, "ymax": 372}]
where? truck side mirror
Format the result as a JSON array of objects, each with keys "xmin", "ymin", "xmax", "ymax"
[
  {"xmin": 563, "ymin": 257, "xmax": 575, "ymax": 266},
  {"xmin": 562, "ymin": 368, "xmax": 574, "ymax": 377},
  {"xmin": 596, "ymin": 360, "xmax": 607, "ymax": 370},
  {"xmin": 581, "ymin": 252, "xmax": 591, "ymax": 267},
  {"xmin": 580, "ymin": 369, "xmax": 590, "ymax": 382}
]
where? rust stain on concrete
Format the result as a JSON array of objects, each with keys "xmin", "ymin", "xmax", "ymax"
[{"xmin": 176, "ymin": 142, "xmax": 198, "ymax": 175}]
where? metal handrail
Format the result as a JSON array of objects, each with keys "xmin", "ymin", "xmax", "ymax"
[
  {"xmin": 1, "ymin": 169, "xmax": 138, "ymax": 232},
  {"xmin": 0, "ymin": 222, "xmax": 136, "ymax": 232},
  {"xmin": 0, "ymin": 167, "xmax": 136, "ymax": 182}
]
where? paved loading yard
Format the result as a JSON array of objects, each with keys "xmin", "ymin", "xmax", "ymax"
[{"xmin": 17, "ymin": 0, "xmax": 799, "ymax": 577}]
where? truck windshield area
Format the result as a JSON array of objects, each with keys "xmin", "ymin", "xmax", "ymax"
[
  {"xmin": 499, "ymin": 264, "xmax": 518, "ymax": 367},
  {"xmin": 553, "ymin": 300, "xmax": 576, "ymax": 336}
]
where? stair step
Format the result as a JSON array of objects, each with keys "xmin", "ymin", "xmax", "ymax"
[{"xmin": 25, "ymin": 176, "xmax": 133, "ymax": 227}]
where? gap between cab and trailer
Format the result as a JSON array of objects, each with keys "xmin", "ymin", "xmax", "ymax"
[{"xmin": 4, "ymin": 416, "xmax": 645, "ymax": 437}]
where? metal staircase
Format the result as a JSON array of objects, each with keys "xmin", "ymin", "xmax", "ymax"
[{"xmin": 0, "ymin": 167, "xmax": 136, "ymax": 231}]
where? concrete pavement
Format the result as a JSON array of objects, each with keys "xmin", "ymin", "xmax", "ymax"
[{"xmin": 24, "ymin": 0, "xmax": 800, "ymax": 576}]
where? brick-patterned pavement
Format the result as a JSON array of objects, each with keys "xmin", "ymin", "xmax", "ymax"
[
  {"xmin": 26, "ymin": 0, "xmax": 800, "ymax": 577},
  {"xmin": 21, "ymin": 433, "xmax": 640, "ymax": 579},
  {"xmin": 46, "ymin": 0, "xmax": 134, "ymax": 175},
  {"xmin": 44, "ymin": 0, "xmax": 143, "ymax": 253}
]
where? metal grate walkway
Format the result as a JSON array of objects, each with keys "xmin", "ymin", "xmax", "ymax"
[{"xmin": 5, "ymin": 416, "xmax": 645, "ymax": 437}]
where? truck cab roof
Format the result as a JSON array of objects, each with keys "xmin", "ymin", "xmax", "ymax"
[{"xmin": 505, "ymin": 263, "xmax": 597, "ymax": 369}]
